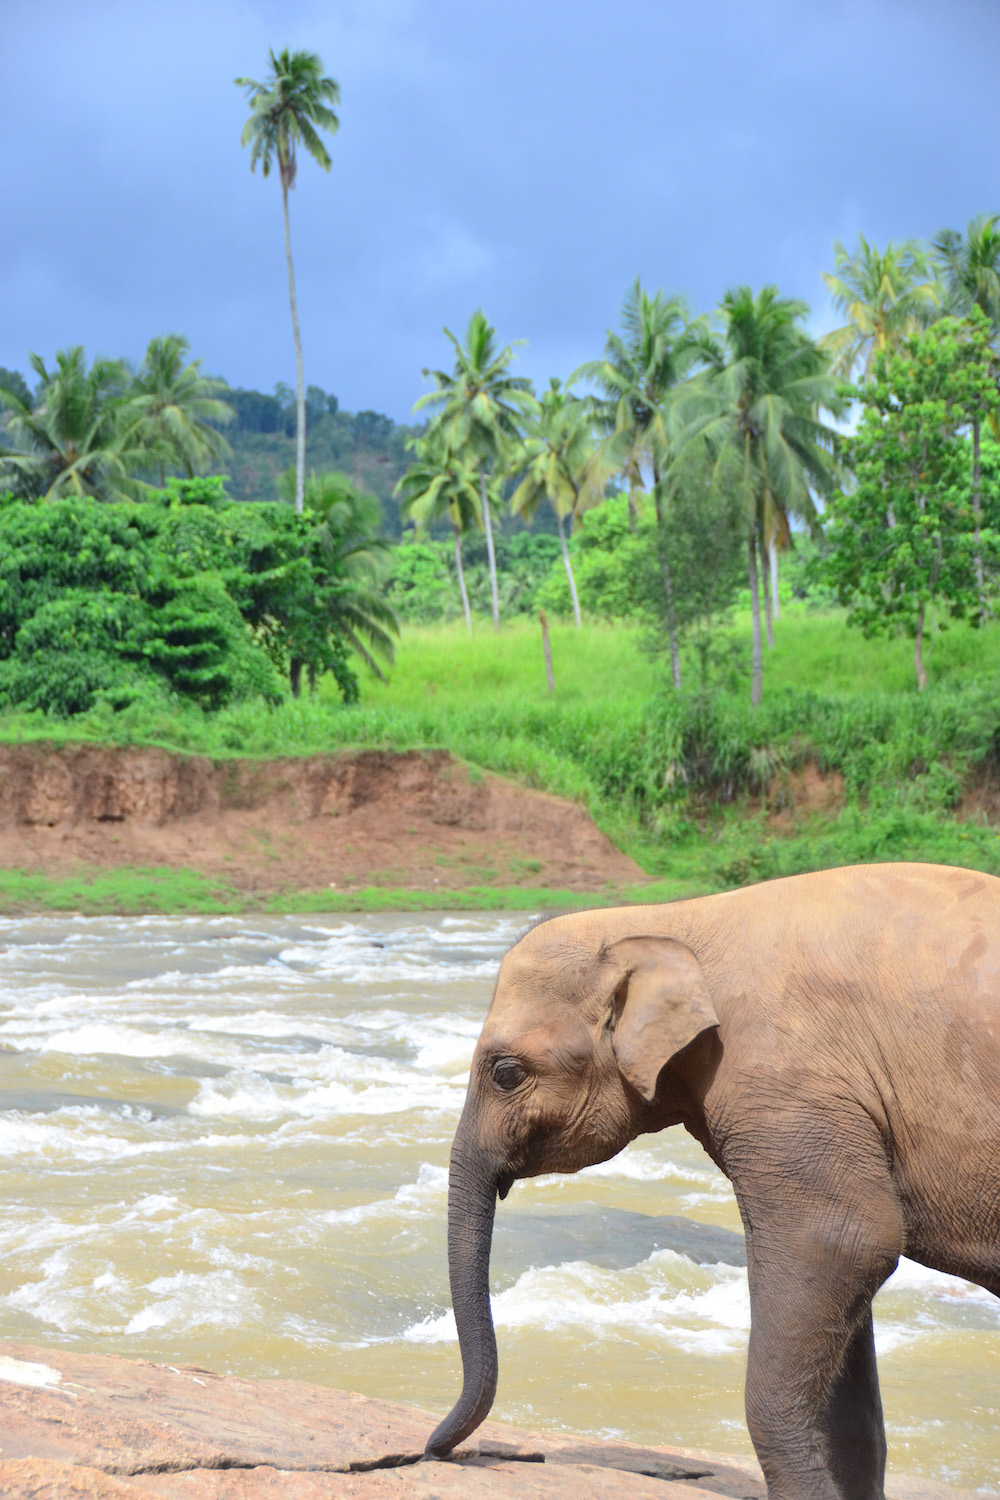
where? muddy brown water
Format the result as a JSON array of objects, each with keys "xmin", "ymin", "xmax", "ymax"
[{"xmin": 0, "ymin": 914, "xmax": 996, "ymax": 1490}]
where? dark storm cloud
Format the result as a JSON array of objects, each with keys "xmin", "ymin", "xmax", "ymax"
[{"xmin": 4, "ymin": 0, "xmax": 998, "ymax": 421}]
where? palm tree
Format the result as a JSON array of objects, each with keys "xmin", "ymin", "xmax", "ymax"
[
  {"xmin": 572, "ymin": 279, "xmax": 707, "ymax": 684},
  {"xmin": 0, "ymin": 347, "xmax": 148, "ymax": 501},
  {"xmin": 126, "ymin": 335, "xmax": 234, "ymax": 486},
  {"xmin": 933, "ymin": 214, "xmax": 1000, "ymax": 621},
  {"xmin": 821, "ymin": 235, "xmax": 938, "ymax": 382},
  {"xmin": 235, "ymin": 49, "xmax": 340, "ymax": 514},
  {"xmin": 680, "ymin": 287, "xmax": 845, "ymax": 705},
  {"xmin": 302, "ymin": 471, "xmax": 398, "ymax": 682},
  {"xmin": 394, "ymin": 432, "xmax": 482, "ymax": 631},
  {"xmin": 509, "ymin": 379, "xmax": 611, "ymax": 627},
  {"xmin": 415, "ymin": 310, "xmax": 534, "ymax": 632}
]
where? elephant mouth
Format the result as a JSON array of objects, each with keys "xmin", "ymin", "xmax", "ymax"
[{"xmin": 496, "ymin": 1168, "xmax": 516, "ymax": 1200}]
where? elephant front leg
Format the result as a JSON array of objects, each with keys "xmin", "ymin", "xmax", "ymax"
[{"xmin": 735, "ymin": 1147, "xmax": 901, "ymax": 1500}]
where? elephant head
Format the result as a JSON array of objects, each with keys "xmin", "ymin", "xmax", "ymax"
[{"xmin": 425, "ymin": 914, "xmax": 719, "ymax": 1458}]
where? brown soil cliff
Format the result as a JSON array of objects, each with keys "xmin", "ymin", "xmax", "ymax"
[{"xmin": 0, "ymin": 745, "xmax": 641, "ymax": 896}]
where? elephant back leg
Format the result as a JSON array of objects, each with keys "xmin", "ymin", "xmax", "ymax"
[{"xmin": 731, "ymin": 1112, "xmax": 903, "ymax": 1500}]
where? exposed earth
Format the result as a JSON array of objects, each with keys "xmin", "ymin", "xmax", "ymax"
[
  {"xmin": 0, "ymin": 745, "xmax": 643, "ymax": 898},
  {"xmin": 0, "ymin": 1341, "xmax": 987, "ymax": 1500}
]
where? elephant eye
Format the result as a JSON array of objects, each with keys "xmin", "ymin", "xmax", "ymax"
[{"xmin": 491, "ymin": 1057, "xmax": 528, "ymax": 1091}]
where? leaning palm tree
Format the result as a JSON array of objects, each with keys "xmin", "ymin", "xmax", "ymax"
[
  {"xmin": 821, "ymin": 235, "xmax": 938, "ymax": 382},
  {"xmin": 572, "ymin": 279, "xmax": 708, "ymax": 683},
  {"xmin": 679, "ymin": 287, "xmax": 845, "ymax": 705},
  {"xmin": 235, "ymin": 49, "xmax": 340, "ymax": 514},
  {"xmin": 932, "ymin": 214, "xmax": 1000, "ymax": 621},
  {"xmin": 509, "ymin": 379, "xmax": 611, "ymax": 627},
  {"xmin": 125, "ymin": 335, "xmax": 234, "ymax": 486},
  {"xmin": 0, "ymin": 347, "xmax": 147, "ymax": 501},
  {"xmin": 415, "ymin": 310, "xmax": 534, "ymax": 632},
  {"xmin": 394, "ymin": 432, "xmax": 482, "ymax": 631}
]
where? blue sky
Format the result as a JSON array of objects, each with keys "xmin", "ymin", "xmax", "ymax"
[{"xmin": 4, "ymin": 0, "xmax": 998, "ymax": 420}]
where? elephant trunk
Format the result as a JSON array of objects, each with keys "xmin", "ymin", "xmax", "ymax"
[{"xmin": 424, "ymin": 1137, "xmax": 500, "ymax": 1459}]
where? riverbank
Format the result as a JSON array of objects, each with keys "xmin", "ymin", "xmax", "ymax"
[
  {"xmin": 0, "ymin": 1340, "xmax": 989, "ymax": 1500},
  {"xmin": 0, "ymin": 743, "xmax": 686, "ymax": 915}
]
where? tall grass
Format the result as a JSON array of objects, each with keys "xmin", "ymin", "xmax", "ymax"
[{"xmin": 1, "ymin": 612, "xmax": 998, "ymax": 891}]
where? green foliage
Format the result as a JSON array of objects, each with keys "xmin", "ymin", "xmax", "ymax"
[{"xmin": 824, "ymin": 311, "xmax": 1000, "ymax": 686}]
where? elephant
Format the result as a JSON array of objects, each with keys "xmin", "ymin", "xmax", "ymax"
[{"xmin": 424, "ymin": 862, "xmax": 1000, "ymax": 1500}]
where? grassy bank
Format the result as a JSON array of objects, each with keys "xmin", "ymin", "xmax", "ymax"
[{"xmin": 0, "ymin": 609, "xmax": 998, "ymax": 911}]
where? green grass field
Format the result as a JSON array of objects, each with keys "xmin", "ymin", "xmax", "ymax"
[{"xmin": 0, "ymin": 606, "xmax": 998, "ymax": 912}]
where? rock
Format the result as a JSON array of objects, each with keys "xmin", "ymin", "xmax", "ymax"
[{"xmin": 0, "ymin": 1342, "xmax": 989, "ymax": 1500}]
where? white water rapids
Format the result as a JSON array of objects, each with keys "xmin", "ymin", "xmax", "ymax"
[{"xmin": 0, "ymin": 913, "xmax": 996, "ymax": 1490}]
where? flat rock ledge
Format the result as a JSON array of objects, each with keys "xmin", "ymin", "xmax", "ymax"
[{"xmin": 0, "ymin": 1342, "xmax": 989, "ymax": 1500}]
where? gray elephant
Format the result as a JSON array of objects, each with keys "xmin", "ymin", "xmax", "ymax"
[{"xmin": 425, "ymin": 862, "xmax": 1000, "ymax": 1500}]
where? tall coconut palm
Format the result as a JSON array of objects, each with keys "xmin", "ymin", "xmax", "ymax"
[
  {"xmin": 394, "ymin": 433, "xmax": 482, "ymax": 631},
  {"xmin": 415, "ymin": 310, "xmax": 534, "ymax": 632},
  {"xmin": 572, "ymin": 279, "xmax": 708, "ymax": 684},
  {"xmin": 821, "ymin": 235, "xmax": 938, "ymax": 382},
  {"xmin": 508, "ymin": 379, "xmax": 611, "ymax": 627},
  {"xmin": 0, "ymin": 347, "xmax": 147, "ymax": 501},
  {"xmin": 126, "ymin": 335, "xmax": 234, "ymax": 486},
  {"xmin": 235, "ymin": 49, "xmax": 340, "ymax": 514},
  {"xmin": 933, "ymin": 214, "xmax": 1000, "ymax": 620},
  {"xmin": 680, "ymin": 287, "xmax": 845, "ymax": 705}
]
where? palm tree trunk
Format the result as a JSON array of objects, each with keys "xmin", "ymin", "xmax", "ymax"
[
  {"xmin": 972, "ymin": 416, "xmax": 987, "ymax": 624},
  {"xmin": 763, "ymin": 549, "xmax": 774, "ymax": 650},
  {"xmin": 914, "ymin": 603, "xmax": 927, "ymax": 691},
  {"xmin": 652, "ymin": 476, "xmax": 682, "ymax": 690},
  {"xmin": 748, "ymin": 528, "xmax": 763, "ymax": 707},
  {"xmin": 557, "ymin": 513, "xmax": 582, "ymax": 627},
  {"xmin": 769, "ymin": 538, "xmax": 780, "ymax": 624},
  {"xmin": 281, "ymin": 179, "xmax": 307, "ymax": 514},
  {"xmin": 453, "ymin": 522, "xmax": 472, "ymax": 632},
  {"xmin": 480, "ymin": 468, "xmax": 500, "ymax": 632}
]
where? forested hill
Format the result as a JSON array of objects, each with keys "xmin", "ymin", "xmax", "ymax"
[{"xmin": 211, "ymin": 382, "xmax": 418, "ymax": 531}]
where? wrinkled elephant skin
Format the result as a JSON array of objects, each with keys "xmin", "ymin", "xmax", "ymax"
[{"xmin": 427, "ymin": 862, "xmax": 1000, "ymax": 1500}]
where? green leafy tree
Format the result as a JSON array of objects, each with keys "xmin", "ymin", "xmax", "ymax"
[
  {"xmin": 125, "ymin": 335, "xmax": 234, "ymax": 485},
  {"xmin": 235, "ymin": 48, "xmax": 340, "ymax": 514},
  {"xmin": 823, "ymin": 315, "xmax": 1000, "ymax": 690},
  {"xmin": 299, "ymin": 470, "xmax": 398, "ymax": 685},
  {"xmin": 509, "ymin": 378, "xmax": 611, "ymax": 627},
  {"xmin": 933, "ymin": 215, "xmax": 1000, "ymax": 617},
  {"xmin": 680, "ymin": 286, "xmax": 844, "ymax": 703},
  {"xmin": 416, "ymin": 309, "xmax": 534, "ymax": 631},
  {"xmin": 821, "ymin": 235, "xmax": 939, "ymax": 381},
  {"xmin": 0, "ymin": 348, "xmax": 147, "ymax": 501},
  {"xmin": 394, "ymin": 431, "xmax": 482, "ymax": 630},
  {"xmin": 572, "ymin": 280, "xmax": 707, "ymax": 682}
]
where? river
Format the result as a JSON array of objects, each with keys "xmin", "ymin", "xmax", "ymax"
[{"xmin": 0, "ymin": 913, "xmax": 996, "ymax": 1490}]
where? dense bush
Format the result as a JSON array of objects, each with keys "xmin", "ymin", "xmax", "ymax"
[{"xmin": 0, "ymin": 486, "xmax": 380, "ymax": 715}]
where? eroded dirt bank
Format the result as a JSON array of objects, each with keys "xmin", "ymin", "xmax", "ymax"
[
  {"xmin": 0, "ymin": 1341, "xmax": 985, "ymax": 1500},
  {"xmin": 0, "ymin": 745, "xmax": 641, "ymax": 896}
]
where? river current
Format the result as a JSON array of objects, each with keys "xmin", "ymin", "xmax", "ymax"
[{"xmin": 0, "ymin": 913, "xmax": 996, "ymax": 1490}]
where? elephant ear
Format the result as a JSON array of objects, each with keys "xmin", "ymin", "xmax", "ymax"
[{"xmin": 607, "ymin": 936, "xmax": 719, "ymax": 1103}]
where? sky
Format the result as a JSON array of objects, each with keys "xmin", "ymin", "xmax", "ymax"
[{"xmin": 4, "ymin": 0, "xmax": 999, "ymax": 422}]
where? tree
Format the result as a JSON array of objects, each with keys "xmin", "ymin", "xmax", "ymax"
[
  {"xmin": 933, "ymin": 214, "xmax": 1000, "ymax": 620},
  {"xmin": 821, "ymin": 235, "xmax": 939, "ymax": 382},
  {"xmin": 679, "ymin": 287, "xmax": 844, "ymax": 704},
  {"xmin": 235, "ymin": 48, "xmax": 340, "ymax": 514},
  {"xmin": 299, "ymin": 470, "xmax": 398, "ymax": 686},
  {"xmin": 416, "ymin": 310, "xmax": 534, "ymax": 631},
  {"xmin": 509, "ymin": 379, "xmax": 611, "ymax": 626},
  {"xmin": 0, "ymin": 347, "xmax": 148, "ymax": 501},
  {"xmin": 394, "ymin": 432, "xmax": 482, "ymax": 630},
  {"xmin": 823, "ymin": 315, "xmax": 999, "ymax": 690},
  {"xmin": 572, "ymin": 280, "xmax": 707, "ymax": 683},
  {"xmin": 125, "ymin": 334, "xmax": 234, "ymax": 485}
]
